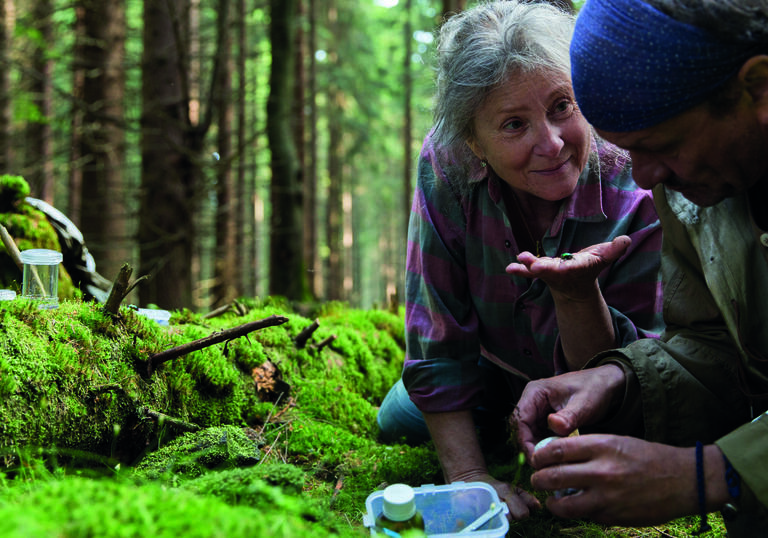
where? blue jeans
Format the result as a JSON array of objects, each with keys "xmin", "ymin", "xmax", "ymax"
[
  {"xmin": 376, "ymin": 378, "xmax": 431, "ymax": 445},
  {"xmin": 376, "ymin": 361, "xmax": 522, "ymax": 447}
]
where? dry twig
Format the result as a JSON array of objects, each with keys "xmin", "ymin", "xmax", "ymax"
[{"xmin": 146, "ymin": 315, "xmax": 289, "ymax": 376}]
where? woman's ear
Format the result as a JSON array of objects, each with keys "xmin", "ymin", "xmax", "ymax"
[
  {"xmin": 466, "ymin": 138, "xmax": 485, "ymax": 162},
  {"xmin": 739, "ymin": 55, "xmax": 768, "ymax": 124}
]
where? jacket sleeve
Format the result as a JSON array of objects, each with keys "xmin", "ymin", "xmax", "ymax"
[
  {"xmin": 401, "ymin": 142, "xmax": 485, "ymax": 413},
  {"xmin": 587, "ymin": 185, "xmax": 752, "ymax": 446}
]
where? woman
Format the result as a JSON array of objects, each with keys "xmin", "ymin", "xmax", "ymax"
[{"xmin": 376, "ymin": 0, "xmax": 665, "ymax": 520}]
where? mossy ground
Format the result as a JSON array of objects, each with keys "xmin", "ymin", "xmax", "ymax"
[{"xmin": 0, "ymin": 296, "xmax": 727, "ymax": 537}]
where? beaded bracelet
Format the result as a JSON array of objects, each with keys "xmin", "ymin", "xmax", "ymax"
[{"xmin": 694, "ymin": 441, "xmax": 712, "ymax": 535}]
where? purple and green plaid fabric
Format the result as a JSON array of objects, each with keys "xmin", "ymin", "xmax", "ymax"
[{"xmin": 402, "ymin": 132, "xmax": 664, "ymax": 413}]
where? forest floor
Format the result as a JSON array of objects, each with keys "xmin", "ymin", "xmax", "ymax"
[{"xmin": 0, "ymin": 297, "xmax": 726, "ymax": 537}]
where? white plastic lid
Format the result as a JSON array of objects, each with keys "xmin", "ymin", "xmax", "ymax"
[
  {"xmin": 136, "ymin": 308, "xmax": 172, "ymax": 325},
  {"xmin": 381, "ymin": 483, "xmax": 417, "ymax": 521},
  {"xmin": 0, "ymin": 289, "xmax": 16, "ymax": 300},
  {"xmin": 19, "ymin": 249, "xmax": 63, "ymax": 265}
]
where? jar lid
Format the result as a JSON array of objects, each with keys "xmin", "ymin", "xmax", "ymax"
[
  {"xmin": 19, "ymin": 249, "xmax": 63, "ymax": 265},
  {"xmin": 381, "ymin": 484, "xmax": 417, "ymax": 521},
  {"xmin": 0, "ymin": 289, "xmax": 16, "ymax": 300}
]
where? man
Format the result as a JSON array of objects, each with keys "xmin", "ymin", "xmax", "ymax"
[{"xmin": 512, "ymin": 0, "xmax": 768, "ymax": 535}]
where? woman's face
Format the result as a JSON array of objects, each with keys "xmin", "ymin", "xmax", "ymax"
[{"xmin": 467, "ymin": 72, "xmax": 591, "ymax": 200}]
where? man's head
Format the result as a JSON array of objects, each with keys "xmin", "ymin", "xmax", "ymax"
[{"xmin": 571, "ymin": 0, "xmax": 768, "ymax": 206}]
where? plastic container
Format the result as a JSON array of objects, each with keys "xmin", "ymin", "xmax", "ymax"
[
  {"xmin": 375, "ymin": 483, "xmax": 426, "ymax": 534},
  {"xmin": 363, "ymin": 482, "xmax": 509, "ymax": 537},
  {"xmin": 136, "ymin": 308, "xmax": 172, "ymax": 326},
  {"xmin": 19, "ymin": 249, "xmax": 63, "ymax": 309},
  {"xmin": 0, "ymin": 289, "xmax": 16, "ymax": 301}
]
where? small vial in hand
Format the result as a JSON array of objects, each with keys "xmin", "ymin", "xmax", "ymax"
[{"xmin": 533, "ymin": 436, "xmax": 581, "ymax": 498}]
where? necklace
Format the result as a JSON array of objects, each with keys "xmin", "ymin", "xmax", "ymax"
[{"xmin": 507, "ymin": 187, "xmax": 543, "ymax": 257}]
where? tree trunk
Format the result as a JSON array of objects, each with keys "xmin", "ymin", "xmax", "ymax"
[
  {"xmin": 212, "ymin": 0, "xmax": 237, "ymax": 308},
  {"xmin": 79, "ymin": 0, "xmax": 128, "ymax": 283},
  {"xmin": 23, "ymin": 0, "xmax": 54, "ymax": 203},
  {"xmin": 0, "ymin": 0, "xmax": 12, "ymax": 174},
  {"xmin": 267, "ymin": 0, "xmax": 307, "ymax": 300},
  {"xmin": 323, "ymin": 1, "xmax": 342, "ymax": 301},
  {"xmin": 325, "ymin": 84, "xmax": 343, "ymax": 302},
  {"xmin": 139, "ymin": 0, "xmax": 198, "ymax": 309},
  {"xmin": 68, "ymin": 3, "xmax": 85, "ymax": 227},
  {"xmin": 441, "ymin": 0, "xmax": 466, "ymax": 19},
  {"xmin": 400, "ymin": 0, "xmax": 413, "ymax": 307},
  {"xmin": 305, "ymin": 0, "xmax": 319, "ymax": 298},
  {"xmin": 235, "ymin": 0, "xmax": 250, "ymax": 297}
]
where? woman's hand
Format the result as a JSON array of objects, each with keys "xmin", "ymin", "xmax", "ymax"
[
  {"xmin": 528, "ymin": 434, "xmax": 727, "ymax": 527},
  {"xmin": 506, "ymin": 235, "xmax": 631, "ymax": 300},
  {"xmin": 423, "ymin": 410, "xmax": 540, "ymax": 520},
  {"xmin": 507, "ymin": 236, "xmax": 632, "ymax": 369},
  {"xmin": 461, "ymin": 472, "xmax": 540, "ymax": 520}
]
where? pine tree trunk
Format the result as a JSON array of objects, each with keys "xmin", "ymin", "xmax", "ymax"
[
  {"xmin": 212, "ymin": 0, "xmax": 237, "ymax": 308},
  {"xmin": 79, "ymin": 0, "xmax": 128, "ymax": 283},
  {"xmin": 24, "ymin": 0, "xmax": 54, "ymax": 203},
  {"xmin": 267, "ymin": 0, "xmax": 307, "ymax": 300},
  {"xmin": 139, "ymin": 0, "xmax": 197, "ymax": 310},
  {"xmin": 0, "ymin": 0, "xmax": 12, "ymax": 174}
]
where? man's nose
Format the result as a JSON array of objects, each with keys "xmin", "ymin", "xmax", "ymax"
[{"xmin": 629, "ymin": 152, "xmax": 671, "ymax": 189}]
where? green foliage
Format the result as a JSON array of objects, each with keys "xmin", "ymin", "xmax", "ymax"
[
  {"xmin": 0, "ymin": 175, "xmax": 30, "ymax": 211},
  {"xmin": 0, "ymin": 474, "xmax": 364, "ymax": 538},
  {"xmin": 0, "ymin": 298, "xmax": 728, "ymax": 537}
]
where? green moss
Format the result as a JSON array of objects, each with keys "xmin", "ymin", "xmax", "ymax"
[
  {"xmin": 0, "ymin": 474, "xmax": 365, "ymax": 537},
  {"xmin": 0, "ymin": 297, "xmax": 723, "ymax": 537},
  {"xmin": 0, "ymin": 175, "xmax": 30, "ymax": 212},
  {"xmin": 133, "ymin": 427, "xmax": 253, "ymax": 483}
]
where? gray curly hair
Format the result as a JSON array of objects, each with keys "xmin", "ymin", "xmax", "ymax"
[{"xmin": 432, "ymin": 0, "xmax": 576, "ymax": 154}]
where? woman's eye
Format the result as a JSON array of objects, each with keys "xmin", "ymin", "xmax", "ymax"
[
  {"xmin": 503, "ymin": 119, "xmax": 525, "ymax": 131},
  {"xmin": 552, "ymin": 99, "xmax": 574, "ymax": 116}
]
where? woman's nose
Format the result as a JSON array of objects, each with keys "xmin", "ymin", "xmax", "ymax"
[{"xmin": 533, "ymin": 123, "xmax": 565, "ymax": 156}]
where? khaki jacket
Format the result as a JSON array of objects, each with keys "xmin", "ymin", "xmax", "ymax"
[{"xmin": 589, "ymin": 184, "xmax": 768, "ymax": 532}]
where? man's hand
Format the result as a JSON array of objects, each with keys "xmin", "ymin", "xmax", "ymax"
[
  {"xmin": 528, "ymin": 434, "xmax": 719, "ymax": 526},
  {"xmin": 513, "ymin": 365, "xmax": 626, "ymax": 459}
]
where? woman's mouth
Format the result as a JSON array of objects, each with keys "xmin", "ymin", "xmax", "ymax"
[{"xmin": 532, "ymin": 157, "xmax": 570, "ymax": 174}]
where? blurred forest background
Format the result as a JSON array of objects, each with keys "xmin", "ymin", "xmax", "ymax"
[{"xmin": 0, "ymin": 0, "xmax": 579, "ymax": 313}]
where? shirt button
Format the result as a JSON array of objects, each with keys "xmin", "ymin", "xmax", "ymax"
[
  {"xmin": 761, "ymin": 233, "xmax": 768, "ymax": 248},
  {"xmin": 505, "ymin": 240, "xmax": 511, "ymax": 248},
  {"xmin": 523, "ymin": 348, "xmax": 532, "ymax": 356}
]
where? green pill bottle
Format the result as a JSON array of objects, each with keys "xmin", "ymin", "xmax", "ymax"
[{"xmin": 374, "ymin": 483, "xmax": 426, "ymax": 535}]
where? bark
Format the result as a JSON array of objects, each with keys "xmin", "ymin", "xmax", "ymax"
[
  {"xmin": 68, "ymin": 3, "xmax": 85, "ymax": 227},
  {"xmin": 305, "ymin": 0, "xmax": 319, "ymax": 297},
  {"xmin": 267, "ymin": 0, "xmax": 307, "ymax": 300},
  {"xmin": 79, "ymin": 0, "xmax": 128, "ymax": 282},
  {"xmin": 324, "ymin": 1, "xmax": 343, "ymax": 301},
  {"xmin": 139, "ymin": 0, "xmax": 199, "ymax": 310},
  {"xmin": 23, "ymin": 0, "xmax": 54, "ymax": 202},
  {"xmin": 0, "ymin": 0, "xmax": 12, "ymax": 173},
  {"xmin": 235, "ymin": 0, "xmax": 248, "ymax": 296},
  {"xmin": 212, "ymin": 0, "xmax": 237, "ymax": 307}
]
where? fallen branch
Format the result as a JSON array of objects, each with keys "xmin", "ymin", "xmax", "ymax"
[
  {"xmin": 202, "ymin": 303, "xmax": 233, "ymax": 319},
  {"xmin": 103, "ymin": 265, "xmax": 133, "ymax": 316},
  {"xmin": 146, "ymin": 315, "xmax": 289, "ymax": 376},
  {"xmin": 142, "ymin": 407, "xmax": 200, "ymax": 434},
  {"xmin": 0, "ymin": 224, "xmax": 47, "ymax": 293},
  {"xmin": 310, "ymin": 334, "xmax": 337, "ymax": 352},
  {"xmin": 330, "ymin": 474, "xmax": 345, "ymax": 508},
  {"xmin": 294, "ymin": 319, "xmax": 319, "ymax": 349}
]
